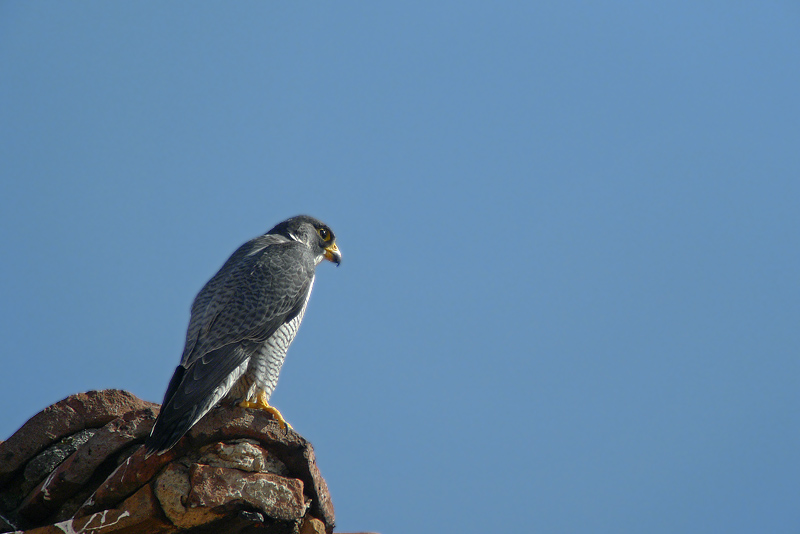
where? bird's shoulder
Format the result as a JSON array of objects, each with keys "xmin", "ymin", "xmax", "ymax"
[
  {"xmin": 201, "ymin": 235, "xmax": 313, "ymax": 291},
  {"xmin": 251, "ymin": 238, "xmax": 315, "ymax": 271},
  {"xmin": 179, "ymin": 234, "xmax": 315, "ymax": 365}
]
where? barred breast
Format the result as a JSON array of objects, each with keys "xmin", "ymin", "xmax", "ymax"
[{"xmin": 227, "ymin": 277, "xmax": 315, "ymax": 403}]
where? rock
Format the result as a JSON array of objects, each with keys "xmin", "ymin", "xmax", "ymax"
[
  {"xmin": 300, "ymin": 516, "xmax": 328, "ymax": 534},
  {"xmin": 196, "ymin": 440, "xmax": 290, "ymax": 476},
  {"xmin": 154, "ymin": 462, "xmax": 222, "ymax": 529},
  {"xmin": 21, "ymin": 429, "xmax": 96, "ymax": 496},
  {"xmin": 0, "ymin": 515, "xmax": 14, "ymax": 532},
  {"xmin": 0, "ymin": 390, "xmax": 158, "ymax": 486},
  {"xmin": 186, "ymin": 464, "xmax": 307, "ymax": 521},
  {"xmin": 184, "ymin": 405, "xmax": 335, "ymax": 528},
  {"xmin": 60, "ymin": 407, "xmax": 159, "ymax": 487},
  {"xmin": 76, "ymin": 439, "xmax": 178, "ymax": 518},
  {"xmin": 153, "ymin": 445, "xmax": 307, "ymax": 530},
  {"xmin": 18, "ymin": 485, "xmax": 175, "ymax": 534},
  {"xmin": 0, "ymin": 390, "xmax": 339, "ymax": 534},
  {"xmin": 15, "ymin": 407, "xmax": 159, "ymax": 523}
]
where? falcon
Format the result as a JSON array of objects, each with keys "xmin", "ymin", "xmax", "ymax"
[{"xmin": 145, "ymin": 215, "xmax": 341, "ymax": 455}]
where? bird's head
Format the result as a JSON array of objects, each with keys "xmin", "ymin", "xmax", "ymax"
[{"xmin": 269, "ymin": 215, "xmax": 342, "ymax": 266}]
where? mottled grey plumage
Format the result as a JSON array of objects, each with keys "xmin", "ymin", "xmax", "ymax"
[{"xmin": 145, "ymin": 215, "xmax": 341, "ymax": 454}]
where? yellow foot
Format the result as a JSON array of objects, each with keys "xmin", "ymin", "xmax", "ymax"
[{"xmin": 238, "ymin": 390, "xmax": 292, "ymax": 430}]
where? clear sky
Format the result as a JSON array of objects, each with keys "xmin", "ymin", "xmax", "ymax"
[{"xmin": 1, "ymin": 3, "xmax": 798, "ymax": 533}]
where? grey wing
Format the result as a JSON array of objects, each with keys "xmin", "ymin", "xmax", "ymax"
[
  {"xmin": 146, "ymin": 240, "xmax": 316, "ymax": 454},
  {"xmin": 181, "ymin": 233, "xmax": 289, "ymax": 365},
  {"xmin": 145, "ymin": 343, "xmax": 252, "ymax": 454}
]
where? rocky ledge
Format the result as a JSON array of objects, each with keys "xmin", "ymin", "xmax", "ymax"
[{"xmin": 0, "ymin": 389, "xmax": 334, "ymax": 534}]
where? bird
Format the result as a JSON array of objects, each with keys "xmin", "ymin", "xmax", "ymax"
[{"xmin": 145, "ymin": 215, "xmax": 341, "ymax": 455}]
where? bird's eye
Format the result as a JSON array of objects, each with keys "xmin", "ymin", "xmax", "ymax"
[{"xmin": 317, "ymin": 227, "xmax": 331, "ymax": 241}]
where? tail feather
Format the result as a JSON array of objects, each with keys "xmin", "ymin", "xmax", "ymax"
[
  {"xmin": 145, "ymin": 344, "xmax": 250, "ymax": 456},
  {"xmin": 145, "ymin": 405, "xmax": 199, "ymax": 455}
]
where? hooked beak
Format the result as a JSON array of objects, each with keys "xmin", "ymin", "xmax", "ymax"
[{"xmin": 323, "ymin": 242, "xmax": 342, "ymax": 266}]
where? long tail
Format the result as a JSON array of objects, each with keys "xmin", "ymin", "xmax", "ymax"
[{"xmin": 145, "ymin": 345, "xmax": 249, "ymax": 455}]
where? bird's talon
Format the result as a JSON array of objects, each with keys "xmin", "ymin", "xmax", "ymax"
[{"xmin": 240, "ymin": 393, "xmax": 291, "ymax": 430}]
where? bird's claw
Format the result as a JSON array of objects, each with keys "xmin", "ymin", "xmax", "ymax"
[{"xmin": 239, "ymin": 391, "xmax": 292, "ymax": 431}]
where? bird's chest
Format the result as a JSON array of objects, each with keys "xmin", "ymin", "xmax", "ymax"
[{"xmin": 241, "ymin": 277, "xmax": 315, "ymax": 396}]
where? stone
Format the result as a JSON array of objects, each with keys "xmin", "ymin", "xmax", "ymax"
[
  {"xmin": 61, "ymin": 407, "xmax": 158, "ymax": 487},
  {"xmin": 0, "ymin": 390, "xmax": 158, "ymax": 486},
  {"xmin": 154, "ymin": 462, "xmax": 223, "ymax": 529},
  {"xmin": 17, "ymin": 407, "xmax": 160, "ymax": 521},
  {"xmin": 187, "ymin": 463, "xmax": 307, "ymax": 522},
  {"xmin": 195, "ymin": 439, "xmax": 290, "ymax": 476},
  {"xmin": 300, "ymin": 442, "xmax": 335, "ymax": 530},
  {"xmin": 21, "ymin": 429, "xmax": 96, "ymax": 496},
  {"xmin": 77, "ymin": 443, "xmax": 178, "ymax": 518},
  {"xmin": 300, "ymin": 515, "xmax": 327, "ymax": 534},
  {"xmin": 0, "ymin": 515, "xmax": 15, "ymax": 532},
  {"xmin": 1, "ymin": 391, "xmax": 340, "ymax": 534},
  {"xmin": 18, "ymin": 485, "xmax": 174, "ymax": 534},
  {"xmin": 111, "ymin": 483, "xmax": 176, "ymax": 533},
  {"xmin": 186, "ymin": 405, "xmax": 335, "ymax": 529}
]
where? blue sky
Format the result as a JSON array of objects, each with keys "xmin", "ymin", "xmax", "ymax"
[{"xmin": 1, "ymin": 2, "xmax": 799, "ymax": 533}]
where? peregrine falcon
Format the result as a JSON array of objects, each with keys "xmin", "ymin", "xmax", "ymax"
[{"xmin": 145, "ymin": 215, "xmax": 341, "ymax": 455}]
